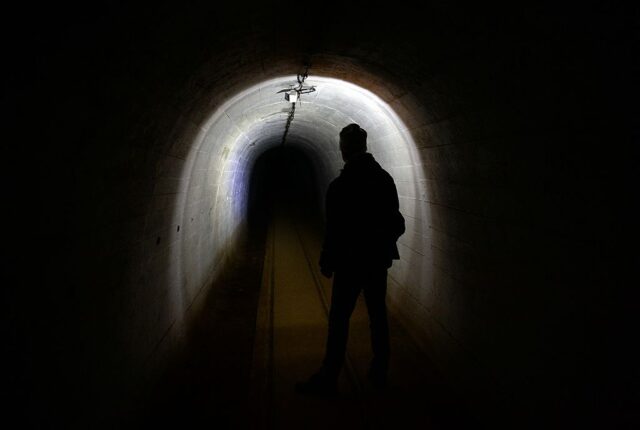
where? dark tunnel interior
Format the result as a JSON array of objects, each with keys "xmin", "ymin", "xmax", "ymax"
[
  {"xmin": 3, "ymin": 1, "xmax": 637, "ymax": 428},
  {"xmin": 248, "ymin": 145, "xmax": 322, "ymax": 232}
]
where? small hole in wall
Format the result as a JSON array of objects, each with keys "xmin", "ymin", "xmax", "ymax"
[
  {"xmin": 177, "ymin": 225, "xmax": 180, "ymax": 232},
  {"xmin": 156, "ymin": 237, "xmax": 161, "ymax": 245}
]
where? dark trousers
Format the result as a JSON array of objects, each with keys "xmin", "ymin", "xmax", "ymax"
[{"xmin": 322, "ymin": 267, "xmax": 390, "ymax": 379}]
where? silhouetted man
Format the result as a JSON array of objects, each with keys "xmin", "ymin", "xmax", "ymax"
[{"xmin": 296, "ymin": 123, "xmax": 405, "ymax": 395}]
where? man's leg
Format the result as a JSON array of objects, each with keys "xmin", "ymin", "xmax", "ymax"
[
  {"xmin": 296, "ymin": 270, "xmax": 360, "ymax": 395},
  {"xmin": 322, "ymin": 270, "xmax": 361, "ymax": 380},
  {"xmin": 362, "ymin": 268, "xmax": 390, "ymax": 385}
]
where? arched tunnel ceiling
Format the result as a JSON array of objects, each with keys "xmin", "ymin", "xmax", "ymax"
[
  {"xmin": 197, "ymin": 74, "xmax": 417, "ymax": 180},
  {"xmin": 180, "ymin": 73, "xmax": 423, "ymax": 267}
]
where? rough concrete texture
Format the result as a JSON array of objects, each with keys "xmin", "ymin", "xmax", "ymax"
[{"xmin": 4, "ymin": 1, "xmax": 636, "ymax": 427}]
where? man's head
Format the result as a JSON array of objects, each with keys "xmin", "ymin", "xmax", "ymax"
[{"xmin": 339, "ymin": 123, "xmax": 367, "ymax": 162}]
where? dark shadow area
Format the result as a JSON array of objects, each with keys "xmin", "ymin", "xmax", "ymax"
[
  {"xmin": 128, "ymin": 234, "xmax": 266, "ymax": 427},
  {"xmin": 360, "ymin": 313, "xmax": 480, "ymax": 429}
]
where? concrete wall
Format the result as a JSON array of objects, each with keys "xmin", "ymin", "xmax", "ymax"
[{"xmin": 6, "ymin": 1, "xmax": 634, "ymax": 426}]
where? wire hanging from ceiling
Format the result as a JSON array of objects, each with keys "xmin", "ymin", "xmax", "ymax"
[{"xmin": 278, "ymin": 62, "xmax": 315, "ymax": 146}]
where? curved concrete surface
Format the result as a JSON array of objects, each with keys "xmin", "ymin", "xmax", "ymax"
[{"xmin": 165, "ymin": 73, "xmax": 424, "ymax": 343}]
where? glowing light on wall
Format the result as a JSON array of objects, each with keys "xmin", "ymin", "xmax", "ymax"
[{"xmin": 167, "ymin": 74, "xmax": 427, "ymax": 318}]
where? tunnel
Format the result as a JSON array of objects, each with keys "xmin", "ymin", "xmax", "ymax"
[{"xmin": 4, "ymin": 1, "xmax": 636, "ymax": 428}]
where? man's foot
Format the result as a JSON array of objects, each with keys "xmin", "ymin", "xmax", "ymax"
[{"xmin": 295, "ymin": 371, "xmax": 338, "ymax": 396}]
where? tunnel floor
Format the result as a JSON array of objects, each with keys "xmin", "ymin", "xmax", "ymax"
[{"xmin": 134, "ymin": 205, "xmax": 475, "ymax": 428}]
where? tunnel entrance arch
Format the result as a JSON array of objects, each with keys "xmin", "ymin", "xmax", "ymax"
[
  {"xmin": 179, "ymin": 74, "xmax": 427, "ymax": 257},
  {"xmin": 156, "ymin": 73, "xmax": 432, "ymax": 363}
]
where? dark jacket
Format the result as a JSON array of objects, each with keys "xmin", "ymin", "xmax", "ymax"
[{"xmin": 320, "ymin": 152, "xmax": 405, "ymax": 272}]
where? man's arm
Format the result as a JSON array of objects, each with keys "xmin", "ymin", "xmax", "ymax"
[{"xmin": 387, "ymin": 176, "xmax": 405, "ymax": 241}]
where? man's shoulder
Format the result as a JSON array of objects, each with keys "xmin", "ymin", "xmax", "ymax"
[
  {"xmin": 368, "ymin": 162, "xmax": 395, "ymax": 185},
  {"xmin": 377, "ymin": 164, "xmax": 394, "ymax": 179},
  {"xmin": 330, "ymin": 157, "xmax": 395, "ymax": 187}
]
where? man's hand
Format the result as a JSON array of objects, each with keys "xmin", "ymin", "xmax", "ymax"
[{"xmin": 320, "ymin": 267, "xmax": 333, "ymax": 279}]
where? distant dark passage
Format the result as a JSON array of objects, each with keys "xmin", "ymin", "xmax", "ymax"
[{"xmin": 248, "ymin": 145, "xmax": 322, "ymax": 232}]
